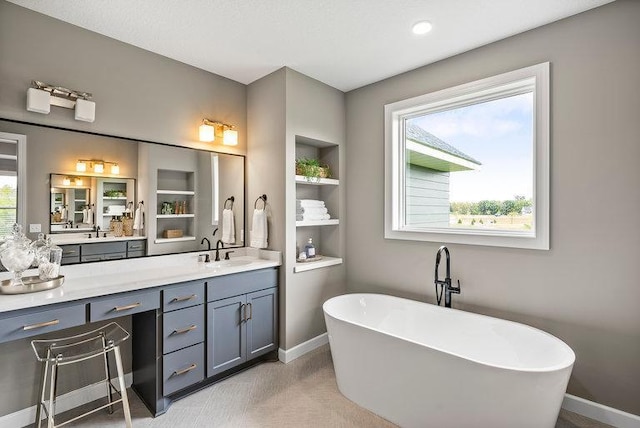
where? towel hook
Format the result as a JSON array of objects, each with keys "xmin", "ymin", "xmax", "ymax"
[
  {"xmin": 224, "ymin": 196, "xmax": 235, "ymax": 210},
  {"xmin": 254, "ymin": 194, "xmax": 267, "ymax": 209}
]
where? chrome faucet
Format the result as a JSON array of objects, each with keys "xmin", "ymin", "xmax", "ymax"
[
  {"xmin": 434, "ymin": 246, "xmax": 461, "ymax": 308},
  {"xmin": 200, "ymin": 237, "xmax": 211, "ymax": 251},
  {"xmin": 214, "ymin": 239, "xmax": 224, "ymax": 262}
]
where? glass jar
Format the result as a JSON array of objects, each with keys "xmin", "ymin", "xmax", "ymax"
[
  {"xmin": 0, "ymin": 224, "xmax": 35, "ymax": 285},
  {"xmin": 38, "ymin": 245, "xmax": 62, "ymax": 280}
]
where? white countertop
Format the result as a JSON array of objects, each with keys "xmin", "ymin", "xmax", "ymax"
[
  {"xmin": 0, "ymin": 248, "xmax": 281, "ymax": 314},
  {"xmin": 50, "ymin": 233, "xmax": 147, "ymax": 245}
]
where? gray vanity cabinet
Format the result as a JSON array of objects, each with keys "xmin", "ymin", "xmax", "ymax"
[
  {"xmin": 206, "ymin": 269, "xmax": 278, "ymax": 377},
  {"xmin": 59, "ymin": 240, "xmax": 147, "ymax": 264}
]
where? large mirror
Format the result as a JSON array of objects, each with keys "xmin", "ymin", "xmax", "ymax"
[{"xmin": 0, "ymin": 119, "xmax": 245, "ymax": 261}]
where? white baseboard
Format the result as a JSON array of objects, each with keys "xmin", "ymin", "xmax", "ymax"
[
  {"xmin": 278, "ymin": 332, "xmax": 328, "ymax": 364},
  {"xmin": 0, "ymin": 373, "xmax": 132, "ymax": 428},
  {"xmin": 562, "ymin": 393, "xmax": 640, "ymax": 428}
]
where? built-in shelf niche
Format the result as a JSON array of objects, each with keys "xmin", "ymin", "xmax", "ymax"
[
  {"xmin": 155, "ymin": 169, "xmax": 196, "ymax": 243},
  {"xmin": 294, "ymin": 135, "xmax": 342, "ymax": 273}
]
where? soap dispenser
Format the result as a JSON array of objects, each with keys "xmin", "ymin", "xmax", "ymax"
[{"xmin": 304, "ymin": 238, "xmax": 316, "ymax": 259}]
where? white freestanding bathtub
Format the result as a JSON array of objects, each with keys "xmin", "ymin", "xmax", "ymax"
[{"xmin": 323, "ymin": 294, "xmax": 575, "ymax": 428}]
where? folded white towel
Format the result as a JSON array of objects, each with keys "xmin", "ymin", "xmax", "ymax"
[
  {"xmin": 133, "ymin": 206, "xmax": 144, "ymax": 231},
  {"xmin": 221, "ymin": 208, "xmax": 235, "ymax": 244},
  {"xmin": 297, "ymin": 213, "xmax": 331, "ymax": 221},
  {"xmin": 296, "ymin": 207, "xmax": 328, "ymax": 215},
  {"xmin": 296, "ymin": 199, "xmax": 325, "ymax": 207},
  {"xmin": 250, "ymin": 208, "xmax": 268, "ymax": 249}
]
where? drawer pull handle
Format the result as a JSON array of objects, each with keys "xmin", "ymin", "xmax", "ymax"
[
  {"xmin": 113, "ymin": 302, "xmax": 141, "ymax": 312},
  {"xmin": 241, "ymin": 303, "xmax": 246, "ymax": 322},
  {"xmin": 64, "ymin": 250, "xmax": 77, "ymax": 254},
  {"xmin": 170, "ymin": 294, "xmax": 197, "ymax": 303},
  {"xmin": 247, "ymin": 303, "xmax": 253, "ymax": 320},
  {"xmin": 172, "ymin": 363, "xmax": 197, "ymax": 377},
  {"xmin": 171, "ymin": 325, "xmax": 197, "ymax": 335},
  {"xmin": 23, "ymin": 319, "xmax": 60, "ymax": 331}
]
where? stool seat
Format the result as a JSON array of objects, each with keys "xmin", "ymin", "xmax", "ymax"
[
  {"xmin": 31, "ymin": 322, "xmax": 132, "ymax": 428},
  {"xmin": 31, "ymin": 322, "xmax": 129, "ymax": 363}
]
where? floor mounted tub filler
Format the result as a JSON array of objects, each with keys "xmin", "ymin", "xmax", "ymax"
[{"xmin": 323, "ymin": 294, "xmax": 575, "ymax": 428}]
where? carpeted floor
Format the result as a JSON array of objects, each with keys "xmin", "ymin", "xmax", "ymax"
[{"xmin": 46, "ymin": 345, "xmax": 612, "ymax": 427}]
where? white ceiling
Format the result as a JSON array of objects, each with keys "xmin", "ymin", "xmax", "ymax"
[{"xmin": 8, "ymin": 0, "xmax": 614, "ymax": 91}]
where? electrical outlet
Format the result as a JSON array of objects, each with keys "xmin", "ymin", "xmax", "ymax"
[{"xmin": 29, "ymin": 224, "xmax": 41, "ymax": 233}]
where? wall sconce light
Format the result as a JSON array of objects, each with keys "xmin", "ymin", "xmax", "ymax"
[
  {"xmin": 199, "ymin": 119, "xmax": 238, "ymax": 146},
  {"xmin": 27, "ymin": 80, "xmax": 96, "ymax": 122},
  {"xmin": 76, "ymin": 159, "xmax": 119, "ymax": 174},
  {"xmin": 62, "ymin": 176, "xmax": 84, "ymax": 186}
]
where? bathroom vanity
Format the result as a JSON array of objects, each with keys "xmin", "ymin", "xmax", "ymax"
[{"xmin": 0, "ymin": 249, "xmax": 280, "ymax": 416}]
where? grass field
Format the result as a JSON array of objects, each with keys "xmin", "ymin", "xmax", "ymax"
[{"xmin": 450, "ymin": 214, "xmax": 532, "ymax": 231}]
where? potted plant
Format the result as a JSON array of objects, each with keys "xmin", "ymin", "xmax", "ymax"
[{"xmin": 295, "ymin": 158, "xmax": 331, "ymax": 182}]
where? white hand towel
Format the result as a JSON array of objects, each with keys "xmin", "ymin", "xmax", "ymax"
[
  {"xmin": 133, "ymin": 206, "xmax": 144, "ymax": 231},
  {"xmin": 60, "ymin": 207, "xmax": 67, "ymax": 221},
  {"xmin": 86, "ymin": 208, "xmax": 93, "ymax": 225},
  {"xmin": 297, "ymin": 207, "xmax": 328, "ymax": 215},
  {"xmin": 221, "ymin": 208, "xmax": 235, "ymax": 244},
  {"xmin": 302, "ymin": 213, "xmax": 331, "ymax": 221},
  {"xmin": 250, "ymin": 208, "xmax": 268, "ymax": 249},
  {"xmin": 82, "ymin": 208, "xmax": 88, "ymax": 224}
]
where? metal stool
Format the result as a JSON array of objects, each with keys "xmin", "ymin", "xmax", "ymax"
[{"xmin": 31, "ymin": 322, "xmax": 132, "ymax": 428}]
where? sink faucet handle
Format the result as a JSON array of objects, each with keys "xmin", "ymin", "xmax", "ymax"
[
  {"xmin": 198, "ymin": 253, "xmax": 210, "ymax": 263},
  {"xmin": 224, "ymin": 251, "xmax": 234, "ymax": 260}
]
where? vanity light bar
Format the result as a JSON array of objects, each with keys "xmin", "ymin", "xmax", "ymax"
[
  {"xmin": 199, "ymin": 119, "xmax": 238, "ymax": 146},
  {"xmin": 27, "ymin": 80, "xmax": 95, "ymax": 122},
  {"xmin": 76, "ymin": 159, "xmax": 120, "ymax": 175}
]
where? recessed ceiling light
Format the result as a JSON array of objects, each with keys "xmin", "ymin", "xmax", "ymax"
[{"xmin": 412, "ymin": 21, "xmax": 433, "ymax": 35}]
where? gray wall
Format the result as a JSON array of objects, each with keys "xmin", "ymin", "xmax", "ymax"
[
  {"xmin": 284, "ymin": 69, "xmax": 346, "ymax": 349},
  {"xmin": 247, "ymin": 68, "xmax": 287, "ymax": 344},
  {"xmin": 0, "ymin": 1, "xmax": 246, "ymax": 155},
  {"xmin": 345, "ymin": 0, "xmax": 640, "ymax": 415}
]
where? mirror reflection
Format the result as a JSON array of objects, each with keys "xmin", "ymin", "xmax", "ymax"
[{"xmin": 0, "ymin": 119, "xmax": 245, "ymax": 263}]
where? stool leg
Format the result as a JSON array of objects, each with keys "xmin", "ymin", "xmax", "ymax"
[
  {"xmin": 113, "ymin": 345, "xmax": 132, "ymax": 428},
  {"xmin": 35, "ymin": 358, "xmax": 49, "ymax": 428},
  {"xmin": 47, "ymin": 360, "xmax": 59, "ymax": 428},
  {"xmin": 101, "ymin": 335, "xmax": 114, "ymax": 414}
]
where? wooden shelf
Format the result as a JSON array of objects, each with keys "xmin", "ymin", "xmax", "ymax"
[
  {"xmin": 296, "ymin": 219, "xmax": 339, "ymax": 227},
  {"xmin": 156, "ymin": 190, "xmax": 195, "ymax": 195},
  {"xmin": 294, "ymin": 256, "xmax": 343, "ymax": 273},
  {"xmin": 154, "ymin": 236, "xmax": 196, "ymax": 244},
  {"xmin": 156, "ymin": 214, "xmax": 195, "ymax": 219},
  {"xmin": 295, "ymin": 175, "xmax": 339, "ymax": 186}
]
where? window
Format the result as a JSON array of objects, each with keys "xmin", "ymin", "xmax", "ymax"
[
  {"xmin": 0, "ymin": 133, "xmax": 26, "ymax": 237},
  {"xmin": 384, "ymin": 63, "xmax": 549, "ymax": 249}
]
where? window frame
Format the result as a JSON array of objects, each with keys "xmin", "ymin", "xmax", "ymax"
[
  {"xmin": 0, "ymin": 132, "xmax": 27, "ymax": 234},
  {"xmin": 384, "ymin": 63, "xmax": 549, "ymax": 250}
]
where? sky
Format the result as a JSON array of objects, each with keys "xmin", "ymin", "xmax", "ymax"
[{"xmin": 410, "ymin": 92, "xmax": 533, "ymax": 202}]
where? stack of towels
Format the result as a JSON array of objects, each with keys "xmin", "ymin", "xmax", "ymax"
[{"xmin": 296, "ymin": 199, "xmax": 330, "ymax": 221}]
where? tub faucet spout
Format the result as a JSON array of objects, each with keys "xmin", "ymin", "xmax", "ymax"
[{"xmin": 434, "ymin": 246, "xmax": 461, "ymax": 308}]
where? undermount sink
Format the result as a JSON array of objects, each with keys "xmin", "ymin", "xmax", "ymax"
[{"xmin": 204, "ymin": 259, "xmax": 252, "ymax": 269}]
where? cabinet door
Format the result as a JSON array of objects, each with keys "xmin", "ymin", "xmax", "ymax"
[
  {"xmin": 207, "ymin": 295, "xmax": 246, "ymax": 377},
  {"xmin": 246, "ymin": 287, "xmax": 278, "ymax": 359}
]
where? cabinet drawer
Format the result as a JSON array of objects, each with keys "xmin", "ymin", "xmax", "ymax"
[
  {"xmin": 81, "ymin": 252, "xmax": 126, "ymax": 262},
  {"xmin": 82, "ymin": 242, "xmax": 127, "ymax": 256},
  {"xmin": 163, "ymin": 281, "xmax": 205, "ymax": 312},
  {"xmin": 163, "ymin": 343, "xmax": 204, "ymax": 396},
  {"xmin": 126, "ymin": 240, "xmax": 146, "ymax": 252},
  {"xmin": 90, "ymin": 290, "xmax": 159, "ymax": 322},
  {"xmin": 60, "ymin": 245, "xmax": 80, "ymax": 258},
  {"xmin": 0, "ymin": 304, "xmax": 86, "ymax": 344},
  {"xmin": 207, "ymin": 269, "xmax": 277, "ymax": 302},
  {"xmin": 163, "ymin": 305, "xmax": 204, "ymax": 354},
  {"xmin": 127, "ymin": 250, "xmax": 145, "ymax": 259},
  {"xmin": 61, "ymin": 256, "xmax": 80, "ymax": 265}
]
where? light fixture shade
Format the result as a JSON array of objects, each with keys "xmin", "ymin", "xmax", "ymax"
[
  {"xmin": 76, "ymin": 161, "xmax": 87, "ymax": 172},
  {"xmin": 75, "ymin": 99, "xmax": 96, "ymax": 122},
  {"xmin": 27, "ymin": 88, "xmax": 51, "ymax": 114},
  {"xmin": 199, "ymin": 123, "xmax": 215, "ymax": 142},
  {"xmin": 111, "ymin": 163, "xmax": 120, "ymax": 175},
  {"xmin": 62, "ymin": 177, "xmax": 71, "ymax": 186},
  {"xmin": 75, "ymin": 178, "xmax": 83, "ymax": 186},
  {"xmin": 223, "ymin": 129, "xmax": 238, "ymax": 146},
  {"xmin": 94, "ymin": 162, "xmax": 104, "ymax": 173}
]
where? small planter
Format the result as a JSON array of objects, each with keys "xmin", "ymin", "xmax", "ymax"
[{"xmin": 295, "ymin": 158, "xmax": 331, "ymax": 182}]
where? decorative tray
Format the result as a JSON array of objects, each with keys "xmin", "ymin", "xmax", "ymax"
[
  {"xmin": 296, "ymin": 255, "xmax": 324, "ymax": 263},
  {"xmin": 0, "ymin": 275, "xmax": 64, "ymax": 295}
]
